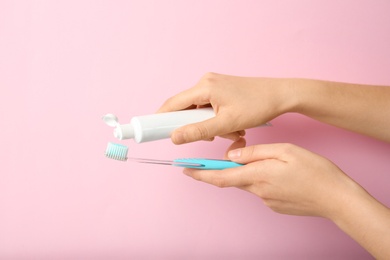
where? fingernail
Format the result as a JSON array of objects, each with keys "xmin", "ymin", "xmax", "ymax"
[{"xmin": 228, "ymin": 149, "xmax": 242, "ymax": 159}]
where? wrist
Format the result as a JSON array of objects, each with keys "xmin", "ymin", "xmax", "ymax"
[
  {"xmin": 276, "ymin": 78, "xmax": 310, "ymax": 115},
  {"xmin": 313, "ymin": 173, "xmax": 369, "ymax": 221},
  {"xmin": 328, "ymin": 186, "xmax": 390, "ymax": 259},
  {"xmin": 326, "ymin": 181, "xmax": 378, "ymax": 224},
  {"xmin": 269, "ymin": 78, "xmax": 302, "ymax": 116},
  {"xmin": 288, "ymin": 78, "xmax": 327, "ymax": 116}
]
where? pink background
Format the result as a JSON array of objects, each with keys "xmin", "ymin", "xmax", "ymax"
[{"xmin": 1, "ymin": 1, "xmax": 389, "ymax": 259}]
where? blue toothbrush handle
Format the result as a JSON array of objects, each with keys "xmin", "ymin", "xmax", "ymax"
[{"xmin": 173, "ymin": 158, "xmax": 243, "ymax": 170}]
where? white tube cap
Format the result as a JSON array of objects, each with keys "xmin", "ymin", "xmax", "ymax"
[{"xmin": 103, "ymin": 114, "xmax": 134, "ymax": 140}]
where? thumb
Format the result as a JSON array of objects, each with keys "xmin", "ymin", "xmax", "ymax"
[
  {"xmin": 227, "ymin": 143, "xmax": 291, "ymax": 164},
  {"xmin": 223, "ymin": 137, "xmax": 246, "ymax": 159},
  {"xmin": 171, "ymin": 116, "xmax": 227, "ymax": 144}
]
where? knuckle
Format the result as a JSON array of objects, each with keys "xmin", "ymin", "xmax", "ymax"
[
  {"xmin": 202, "ymin": 72, "xmax": 218, "ymax": 80},
  {"xmin": 212, "ymin": 176, "xmax": 228, "ymax": 188},
  {"xmin": 262, "ymin": 199, "xmax": 273, "ymax": 208},
  {"xmin": 163, "ymin": 96, "xmax": 174, "ymax": 107},
  {"xmin": 161, "ymin": 96, "xmax": 178, "ymax": 111},
  {"xmin": 190, "ymin": 172, "xmax": 203, "ymax": 182},
  {"xmin": 262, "ymin": 199, "xmax": 283, "ymax": 214},
  {"xmin": 201, "ymin": 72, "xmax": 221, "ymax": 86},
  {"xmin": 245, "ymin": 145, "xmax": 257, "ymax": 160},
  {"xmin": 191, "ymin": 124, "xmax": 210, "ymax": 140},
  {"xmin": 255, "ymin": 185, "xmax": 271, "ymax": 199},
  {"xmin": 279, "ymin": 143, "xmax": 296, "ymax": 155}
]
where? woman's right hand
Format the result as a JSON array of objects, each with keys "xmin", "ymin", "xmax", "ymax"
[
  {"xmin": 184, "ymin": 142, "xmax": 362, "ymax": 219},
  {"xmin": 157, "ymin": 73, "xmax": 296, "ymax": 144},
  {"xmin": 183, "ymin": 142, "xmax": 390, "ymax": 259}
]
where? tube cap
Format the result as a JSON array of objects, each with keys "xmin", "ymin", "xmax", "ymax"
[{"xmin": 103, "ymin": 114, "xmax": 134, "ymax": 140}]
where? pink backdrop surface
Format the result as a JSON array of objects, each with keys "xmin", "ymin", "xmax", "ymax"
[{"xmin": 1, "ymin": 1, "xmax": 389, "ymax": 259}]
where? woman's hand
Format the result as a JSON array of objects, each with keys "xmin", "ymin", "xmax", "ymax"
[
  {"xmin": 183, "ymin": 142, "xmax": 390, "ymax": 259},
  {"xmin": 184, "ymin": 142, "xmax": 364, "ymax": 219},
  {"xmin": 158, "ymin": 73, "xmax": 295, "ymax": 144},
  {"xmin": 159, "ymin": 74, "xmax": 390, "ymax": 143}
]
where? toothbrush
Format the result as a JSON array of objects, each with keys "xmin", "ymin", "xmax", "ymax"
[{"xmin": 104, "ymin": 142, "xmax": 243, "ymax": 170}]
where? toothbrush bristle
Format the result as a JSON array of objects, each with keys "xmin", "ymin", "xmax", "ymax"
[{"xmin": 105, "ymin": 142, "xmax": 128, "ymax": 161}]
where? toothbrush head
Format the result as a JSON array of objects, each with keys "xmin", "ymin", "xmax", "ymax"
[{"xmin": 105, "ymin": 142, "xmax": 128, "ymax": 161}]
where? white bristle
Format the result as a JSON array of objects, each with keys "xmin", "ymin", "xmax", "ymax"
[{"xmin": 105, "ymin": 142, "xmax": 128, "ymax": 161}]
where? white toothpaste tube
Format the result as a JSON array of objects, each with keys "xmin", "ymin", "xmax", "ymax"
[
  {"xmin": 103, "ymin": 107, "xmax": 270, "ymax": 143},
  {"xmin": 103, "ymin": 108, "xmax": 216, "ymax": 143}
]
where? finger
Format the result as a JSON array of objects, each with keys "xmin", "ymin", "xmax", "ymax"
[
  {"xmin": 223, "ymin": 137, "xmax": 246, "ymax": 159},
  {"xmin": 227, "ymin": 143, "xmax": 296, "ymax": 164},
  {"xmin": 171, "ymin": 115, "xmax": 229, "ymax": 144},
  {"xmin": 197, "ymin": 104, "xmax": 212, "ymax": 109},
  {"xmin": 183, "ymin": 166, "xmax": 253, "ymax": 188},
  {"xmin": 238, "ymin": 130, "xmax": 246, "ymax": 136},
  {"xmin": 219, "ymin": 133, "xmax": 241, "ymax": 141},
  {"xmin": 157, "ymin": 87, "xmax": 210, "ymax": 113},
  {"xmin": 219, "ymin": 130, "xmax": 246, "ymax": 142},
  {"xmin": 203, "ymin": 137, "xmax": 215, "ymax": 142}
]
